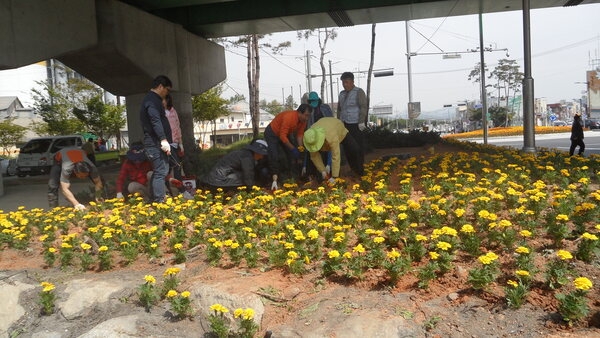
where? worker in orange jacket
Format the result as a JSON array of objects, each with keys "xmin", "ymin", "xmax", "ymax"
[{"xmin": 264, "ymin": 103, "xmax": 312, "ymax": 190}]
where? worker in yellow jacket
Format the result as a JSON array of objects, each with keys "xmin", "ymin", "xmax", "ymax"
[{"xmin": 303, "ymin": 117, "xmax": 364, "ymax": 183}]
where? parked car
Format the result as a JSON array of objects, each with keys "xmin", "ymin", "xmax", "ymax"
[
  {"xmin": 0, "ymin": 157, "xmax": 17, "ymax": 176},
  {"xmin": 552, "ymin": 120, "xmax": 568, "ymax": 127},
  {"xmin": 584, "ymin": 119, "xmax": 600, "ymax": 130},
  {"xmin": 16, "ymin": 135, "xmax": 84, "ymax": 177}
]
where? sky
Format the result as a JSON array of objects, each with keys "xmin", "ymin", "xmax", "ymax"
[
  {"xmin": 221, "ymin": 3, "xmax": 600, "ymax": 119},
  {"xmin": 1, "ymin": 3, "xmax": 599, "ymax": 120}
]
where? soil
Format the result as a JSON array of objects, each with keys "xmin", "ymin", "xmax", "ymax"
[{"xmin": 2, "ymin": 142, "xmax": 600, "ymax": 337}]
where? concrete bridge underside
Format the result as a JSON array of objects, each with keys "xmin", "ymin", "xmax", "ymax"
[{"xmin": 0, "ymin": 0, "xmax": 226, "ymax": 160}]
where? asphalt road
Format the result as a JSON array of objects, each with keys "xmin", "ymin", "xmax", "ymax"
[{"xmin": 472, "ymin": 130, "xmax": 600, "ymax": 156}]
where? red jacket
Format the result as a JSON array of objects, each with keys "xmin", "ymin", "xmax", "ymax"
[
  {"xmin": 115, "ymin": 159, "xmax": 152, "ymax": 193},
  {"xmin": 269, "ymin": 110, "xmax": 306, "ymax": 146}
]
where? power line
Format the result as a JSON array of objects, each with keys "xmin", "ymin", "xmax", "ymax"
[
  {"xmin": 414, "ymin": 0, "xmax": 461, "ymax": 53},
  {"xmin": 259, "ymin": 47, "xmax": 306, "ymax": 75}
]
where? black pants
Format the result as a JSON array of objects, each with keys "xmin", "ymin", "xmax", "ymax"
[
  {"xmin": 569, "ymin": 138, "xmax": 585, "ymax": 156},
  {"xmin": 344, "ymin": 123, "xmax": 365, "ymax": 170},
  {"xmin": 341, "ymin": 133, "xmax": 365, "ymax": 176},
  {"xmin": 264, "ymin": 126, "xmax": 299, "ymax": 179}
]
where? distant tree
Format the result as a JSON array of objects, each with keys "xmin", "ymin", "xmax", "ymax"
[
  {"xmin": 221, "ymin": 35, "xmax": 290, "ymax": 138},
  {"xmin": 31, "ymin": 81, "xmax": 85, "ymax": 135},
  {"xmin": 260, "ymin": 99, "xmax": 282, "ymax": 116},
  {"xmin": 284, "ymin": 94, "xmax": 296, "ymax": 111},
  {"xmin": 297, "ymin": 28, "xmax": 338, "ymax": 100},
  {"xmin": 191, "ymin": 84, "xmax": 230, "ymax": 148},
  {"xmin": 468, "ymin": 62, "xmax": 489, "ymax": 84},
  {"xmin": 469, "ymin": 105, "xmax": 512, "ymax": 128},
  {"xmin": 72, "ymin": 94, "xmax": 126, "ymax": 148},
  {"xmin": 0, "ymin": 119, "xmax": 27, "ymax": 154},
  {"xmin": 228, "ymin": 93, "xmax": 246, "ymax": 104}
]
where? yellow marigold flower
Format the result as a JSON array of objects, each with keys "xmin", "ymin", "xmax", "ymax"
[
  {"xmin": 515, "ymin": 270, "xmax": 530, "ymax": 276},
  {"xmin": 242, "ymin": 308, "xmax": 255, "ymax": 320},
  {"xmin": 144, "ymin": 275, "xmax": 156, "ymax": 284},
  {"xmin": 210, "ymin": 303, "xmax": 229, "ymax": 313},
  {"xmin": 307, "ymin": 229, "xmax": 319, "ymax": 240},
  {"xmin": 397, "ymin": 213, "xmax": 408, "ymax": 220},
  {"xmin": 150, "ymin": 243, "xmax": 158, "ymax": 249},
  {"xmin": 415, "ymin": 234, "xmax": 428, "ymax": 242},
  {"xmin": 287, "ymin": 251, "xmax": 299, "ymax": 259},
  {"xmin": 353, "ymin": 244, "xmax": 365, "ymax": 253},
  {"xmin": 515, "ymin": 246, "xmax": 529, "ymax": 254},
  {"xmin": 519, "ymin": 230, "xmax": 532, "ymax": 238},
  {"xmin": 556, "ymin": 250, "xmax": 573, "ymax": 260},
  {"xmin": 244, "ymin": 243, "xmax": 253, "ymax": 249},
  {"xmin": 181, "ymin": 291, "xmax": 191, "ymax": 298},
  {"xmin": 41, "ymin": 281, "xmax": 55, "ymax": 292},
  {"xmin": 460, "ymin": 224, "xmax": 475, "ymax": 233},
  {"xmin": 436, "ymin": 241, "xmax": 452, "ymax": 251},
  {"xmin": 410, "ymin": 222, "xmax": 418, "ymax": 228},
  {"xmin": 328, "ymin": 250, "xmax": 340, "ymax": 259},
  {"xmin": 555, "ymin": 214, "xmax": 569, "ymax": 222},
  {"xmin": 48, "ymin": 247, "xmax": 56, "ymax": 253},
  {"xmin": 454, "ymin": 208, "xmax": 466, "ymax": 218},
  {"xmin": 581, "ymin": 232, "xmax": 599, "ymax": 241},
  {"xmin": 166, "ymin": 290, "xmax": 178, "ymax": 298},
  {"xmin": 387, "ymin": 249, "xmax": 401, "ymax": 259},
  {"xmin": 478, "ymin": 252, "xmax": 498, "ymax": 265},
  {"xmin": 373, "ymin": 236, "xmax": 385, "ymax": 244},
  {"xmin": 80, "ymin": 243, "xmax": 92, "ymax": 251},
  {"xmin": 98, "ymin": 245, "xmax": 108, "ymax": 252},
  {"xmin": 429, "ymin": 251, "xmax": 440, "ymax": 260},
  {"xmin": 507, "ymin": 280, "xmax": 518, "ymax": 288},
  {"xmin": 174, "ymin": 243, "xmax": 183, "ymax": 250},
  {"xmin": 61, "ymin": 242, "xmax": 72, "ymax": 249},
  {"xmin": 163, "ymin": 267, "xmax": 181, "ymax": 276},
  {"xmin": 39, "ymin": 234, "xmax": 49, "ymax": 242},
  {"xmin": 574, "ymin": 277, "xmax": 593, "ymax": 291},
  {"xmin": 234, "ymin": 308, "xmax": 244, "ymax": 318},
  {"xmin": 342, "ymin": 252, "xmax": 352, "ymax": 259}
]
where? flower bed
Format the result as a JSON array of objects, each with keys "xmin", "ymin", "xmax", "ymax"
[{"xmin": 1, "ymin": 139, "xmax": 599, "ymax": 325}]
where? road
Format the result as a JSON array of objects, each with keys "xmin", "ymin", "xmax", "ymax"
[{"xmin": 472, "ymin": 130, "xmax": 600, "ymax": 156}]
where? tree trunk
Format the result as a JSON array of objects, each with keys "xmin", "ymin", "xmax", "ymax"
[
  {"xmin": 319, "ymin": 29, "xmax": 330, "ymax": 99},
  {"xmin": 366, "ymin": 23, "xmax": 377, "ymax": 125},
  {"xmin": 252, "ymin": 34, "xmax": 261, "ymax": 139}
]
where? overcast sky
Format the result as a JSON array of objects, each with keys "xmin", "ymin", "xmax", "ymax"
[
  {"xmin": 1, "ymin": 3, "xmax": 599, "ymax": 120},
  {"xmin": 222, "ymin": 3, "xmax": 600, "ymax": 118}
]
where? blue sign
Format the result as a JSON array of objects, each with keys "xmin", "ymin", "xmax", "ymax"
[{"xmin": 549, "ymin": 114, "xmax": 557, "ymax": 121}]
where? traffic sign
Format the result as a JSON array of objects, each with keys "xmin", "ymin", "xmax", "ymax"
[{"xmin": 549, "ymin": 114, "xmax": 557, "ymax": 122}]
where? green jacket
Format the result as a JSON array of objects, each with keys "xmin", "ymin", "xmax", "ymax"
[{"xmin": 308, "ymin": 117, "xmax": 348, "ymax": 178}]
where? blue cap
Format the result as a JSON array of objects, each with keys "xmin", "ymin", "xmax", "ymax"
[{"xmin": 308, "ymin": 92, "xmax": 319, "ymax": 108}]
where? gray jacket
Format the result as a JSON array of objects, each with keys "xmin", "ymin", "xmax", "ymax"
[{"xmin": 203, "ymin": 149, "xmax": 256, "ymax": 187}]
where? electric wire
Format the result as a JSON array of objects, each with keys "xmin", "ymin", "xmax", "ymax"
[{"xmin": 414, "ymin": 0, "xmax": 461, "ymax": 53}]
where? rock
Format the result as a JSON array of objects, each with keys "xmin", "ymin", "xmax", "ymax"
[
  {"xmin": 0, "ymin": 280, "xmax": 34, "ymax": 336},
  {"xmin": 190, "ymin": 283, "xmax": 265, "ymax": 327},
  {"xmin": 58, "ymin": 279, "xmax": 129, "ymax": 320},
  {"xmin": 31, "ymin": 331, "xmax": 63, "ymax": 338},
  {"xmin": 77, "ymin": 315, "xmax": 138, "ymax": 337},
  {"xmin": 447, "ymin": 292, "xmax": 459, "ymax": 301},
  {"xmin": 283, "ymin": 286, "xmax": 301, "ymax": 300},
  {"xmin": 454, "ymin": 266, "xmax": 468, "ymax": 279}
]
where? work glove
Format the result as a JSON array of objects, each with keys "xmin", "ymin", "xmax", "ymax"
[
  {"xmin": 301, "ymin": 166, "xmax": 307, "ymax": 176},
  {"xmin": 169, "ymin": 178, "xmax": 183, "ymax": 189},
  {"xmin": 74, "ymin": 204, "xmax": 86, "ymax": 211},
  {"xmin": 327, "ymin": 177, "xmax": 337, "ymax": 185},
  {"xmin": 324, "ymin": 165, "xmax": 331, "ymax": 175},
  {"xmin": 271, "ymin": 174, "xmax": 278, "ymax": 190},
  {"xmin": 160, "ymin": 140, "xmax": 171, "ymax": 153},
  {"xmin": 358, "ymin": 123, "xmax": 367, "ymax": 132},
  {"xmin": 178, "ymin": 143, "xmax": 185, "ymax": 156},
  {"xmin": 290, "ymin": 148, "xmax": 301, "ymax": 159},
  {"xmin": 116, "ymin": 192, "xmax": 124, "ymax": 199},
  {"xmin": 321, "ymin": 171, "xmax": 328, "ymax": 180},
  {"xmin": 95, "ymin": 188, "xmax": 103, "ymax": 200}
]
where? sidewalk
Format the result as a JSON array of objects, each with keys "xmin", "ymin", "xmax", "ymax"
[{"xmin": 0, "ymin": 165, "xmax": 120, "ymax": 212}]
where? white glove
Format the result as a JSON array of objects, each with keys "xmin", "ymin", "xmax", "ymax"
[
  {"xmin": 328, "ymin": 177, "xmax": 336, "ymax": 185},
  {"xmin": 74, "ymin": 204, "xmax": 86, "ymax": 211},
  {"xmin": 358, "ymin": 123, "xmax": 366, "ymax": 132},
  {"xmin": 301, "ymin": 167, "xmax": 306, "ymax": 176},
  {"xmin": 116, "ymin": 192, "xmax": 124, "ymax": 199},
  {"xmin": 160, "ymin": 140, "xmax": 171, "ymax": 153},
  {"xmin": 321, "ymin": 171, "xmax": 328, "ymax": 180},
  {"xmin": 178, "ymin": 143, "xmax": 184, "ymax": 153},
  {"xmin": 324, "ymin": 165, "xmax": 331, "ymax": 175},
  {"xmin": 271, "ymin": 175, "xmax": 278, "ymax": 190}
]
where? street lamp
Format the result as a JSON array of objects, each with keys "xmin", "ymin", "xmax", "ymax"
[{"xmin": 575, "ymin": 82, "xmax": 589, "ymax": 119}]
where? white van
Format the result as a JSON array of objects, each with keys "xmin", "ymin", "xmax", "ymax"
[{"xmin": 16, "ymin": 135, "xmax": 84, "ymax": 176}]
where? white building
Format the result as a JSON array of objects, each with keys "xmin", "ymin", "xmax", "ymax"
[
  {"xmin": 0, "ymin": 96, "xmax": 42, "ymax": 154},
  {"xmin": 195, "ymin": 101, "xmax": 275, "ymax": 148}
]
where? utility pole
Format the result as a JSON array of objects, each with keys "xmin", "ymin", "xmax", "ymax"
[
  {"xmin": 405, "ymin": 21, "xmax": 414, "ymax": 128},
  {"xmin": 478, "ymin": 11, "xmax": 488, "ymax": 145},
  {"xmin": 521, "ymin": 0, "xmax": 536, "ymax": 153},
  {"xmin": 306, "ymin": 50, "xmax": 312, "ymax": 93}
]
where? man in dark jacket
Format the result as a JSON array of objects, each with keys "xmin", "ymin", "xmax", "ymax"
[
  {"xmin": 140, "ymin": 75, "xmax": 173, "ymax": 203},
  {"xmin": 569, "ymin": 113, "xmax": 585, "ymax": 156},
  {"xmin": 202, "ymin": 140, "xmax": 268, "ymax": 191}
]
